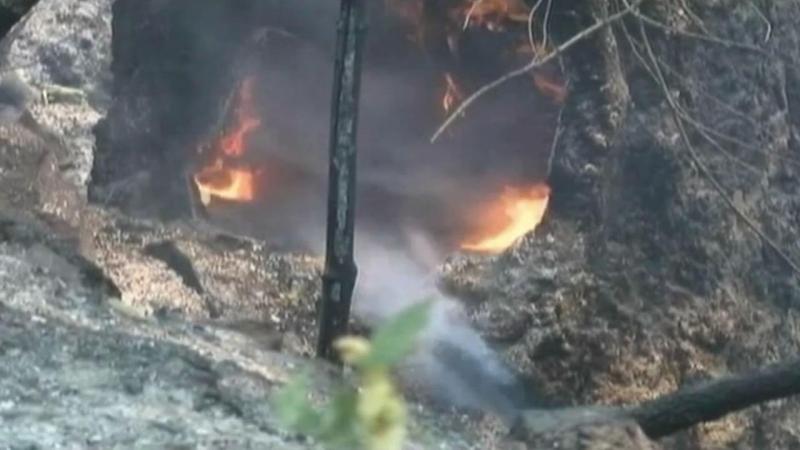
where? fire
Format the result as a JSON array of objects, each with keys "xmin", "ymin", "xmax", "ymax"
[
  {"xmin": 194, "ymin": 160, "xmax": 260, "ymax": 206},
  {"xmin": 194, "ymin": 77, "xmax": 263, "ymax": 206},
  {"xmin": 218, "ymin": 77, "xmax": 261, "ymax": 158},
  {"xmin": 461, "ymin": 183, "xmax": 550, "ymax": 253}
]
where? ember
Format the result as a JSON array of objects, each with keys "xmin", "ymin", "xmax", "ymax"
[
  {"xmin": 193, "ymin": 77, "xmax": 264, "ymax": 206},
  {"xmin": 462, "ymin": 183, "xmax": 550, "ymax": 253},
  {"xmin": 442, "ymin": 73, "xmax": 464, "ymax": 114}
]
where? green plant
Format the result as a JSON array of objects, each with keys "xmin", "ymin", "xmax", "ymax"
[{"xmin": 274, "ymin": 301, "xmax": 431, "ymax": 450}]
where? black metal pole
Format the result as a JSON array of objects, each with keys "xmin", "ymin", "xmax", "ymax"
[{"xmin": 317, "ymin": 0, "xmax": 367, "ymax": 362}]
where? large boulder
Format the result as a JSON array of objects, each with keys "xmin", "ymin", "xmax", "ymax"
[
  {"xmin": 0, "ymin": 113, "xmax": 510, "ymax": 449},
  {"xmin": 0, "ymin": 0, "xmax": 112, "ymax": 194},
  {"xmin": 0, "ymin": 0, "xmax": 37, "ymax": 36}
]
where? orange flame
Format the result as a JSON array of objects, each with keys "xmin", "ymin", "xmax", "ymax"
[
  {"xmin": 461, "ymin": 183, "xmax": 550, "ymax": 253},
  {"xmin": 219, "ymin": 77, "xmax": 261, "ymax": 158},
  {"xmin": 194, "ymin": 161, "xmax": 260, "ymax": 206},
  {"xmin": 194, "ymin": 77, "xmax": 263, "ymax": 206}
]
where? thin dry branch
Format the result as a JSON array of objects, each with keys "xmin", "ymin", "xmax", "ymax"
[
  {"xmin": 630, "ymin": 7, "xmax": 800, "ymax": 276},
  {"xmin": 430, "ymin": 0, "xmax": 642, "ymax": 143},
  {"xmin": 749, "ymin": 1, "xmax": 773, "ymax": 43},
  {"xmin": 632, "ymin": 7, "xmax": 772, "ymax": 57},
  {"xmin": 526, "ymin": 0, "xmax": 546, "ymax": 58},
  {"xmin": 619, "ymin": 24, "xmax": 800, "ymax": 171},
  {"xmin": 618, "ymin": 16, "xmax": 763, "ymax": 175},
  {"xmin": 540, "ymin": 0, "xmax": 554, "ymax": 52},
  {"xmin": 462, "ymin": 0, "xmax": 482, "ymax": 30}
]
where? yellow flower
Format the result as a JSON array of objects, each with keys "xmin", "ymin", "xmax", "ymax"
[
  {"xmin": 334, "ymin": 335, "xmax": 408, "ymax": 450},
  {"xmin": 358, "ymin": 370, "xmax": 407, "ymax": 450},
  {"xmin": 334, "ymin": 336, "xmax": 372, "ymax": 365}
]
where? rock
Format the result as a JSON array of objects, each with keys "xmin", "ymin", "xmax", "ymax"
[
  {"xmin": 513, "ymin": 408, "xmax": 662, "ymax": 450},
  {"xmin": 0, "ymin": 210, "xmax": 499, "ymax": 449},
  {"xmin": 0, "ymin": 117, "xmax": 506, "ymax": 448},
  {"xmin": 0, "ymin": 0, "xmax": 112, "ymax": 194}
]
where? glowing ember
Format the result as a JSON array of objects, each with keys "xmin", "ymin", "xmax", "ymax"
[
  {"xmin": 442, "ymin": 73, "xmax": 464, "ymax": 114},
  {"xmin": 532, "ymin": 72, "xmax": 567, "ymax": 104},
  {"xmin": 462, "ymin": 183, "xmax": 550, "ymax": 253},
  {"xmin": 194, "ymin": 77, "xmax": 263, "ymax": 205}
]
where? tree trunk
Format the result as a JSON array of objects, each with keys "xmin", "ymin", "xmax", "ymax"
[{"xmin": 445, "ymin": 1, "xmax": 800, "ymax": 448}]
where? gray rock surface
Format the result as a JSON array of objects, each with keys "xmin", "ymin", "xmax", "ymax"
[
  {"xmin": 0, "ymin": 208, "xmax": 499, "ymax": 449},
  {"xmin": 0, "ymin": 115, "xmax": 500, "ymax": 449},
  {"xmin": 0, "ymin": 0, "xmax": 112, "ymax": 193},
  {"xmin": 0, "ymin": 214, "xmax": 309, "ymax": 449}
]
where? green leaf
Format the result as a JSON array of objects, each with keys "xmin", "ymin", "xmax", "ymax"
[
  {"xmin": 273, "ymin": 373, "xmax": 322, "ymax": 435},
  {"xmin": 360, "ymin": 300, "xmax": 432, "ymax": 369},
  {"xmin": 318, "ymin": 390, "xmax": 360, "ymax": 448}
]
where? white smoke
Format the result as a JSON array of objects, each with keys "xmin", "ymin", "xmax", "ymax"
[{"xmin": 349, "ymin": 226, "xmax": 528, "ymax": 423}]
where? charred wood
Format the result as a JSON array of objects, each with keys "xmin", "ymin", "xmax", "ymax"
[{"xmin": 513, "ymin": 352, "xmax": 800, "ymax": 445}]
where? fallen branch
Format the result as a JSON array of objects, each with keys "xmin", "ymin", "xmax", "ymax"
[
  {"xmin": 430, "ymin": 0, "xmax": 641, "ymax": 143},
  {"xmin": 513, "ymin": 357, "xmax": 800, "ymax": 441},
  {"xmin": 629, "ymin": 357, "xmax": 800, "ymax": 438}
]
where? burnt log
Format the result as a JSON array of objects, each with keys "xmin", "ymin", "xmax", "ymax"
[{"xmin": 513, "ymin": 357, "xmax": 800, "ymax": 446}]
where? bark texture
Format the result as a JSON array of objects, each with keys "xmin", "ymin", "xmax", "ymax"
[{"xmin": 444, "ymin": 1, "xmax": 800, "ymax": 448}]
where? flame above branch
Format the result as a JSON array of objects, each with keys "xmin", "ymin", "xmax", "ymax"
[{"xmin": 194, "ymin": 77, "xmax": 264, "ymax": 206}]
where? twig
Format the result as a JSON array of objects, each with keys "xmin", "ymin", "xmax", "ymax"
[
  {"xmin": 652, "ymin": 54, "xmax": 763, "ymax": 131},
  {"xmin": 749, "ymin": 1, "xmax": 772, "ymax": 43},
  {"xmin": 677, "ymin": 0, "xmax": 711, "ymax": 36},
  {"xmin": 526, "ymin": 0, "xmax": 545, "ymax": 54},
  {"xmin": 430, "ymin": 0, "xmax": 642, "ymax": 143},
  {"xmin": 632, "ymin": 8, "xmax": 771, "ymax": 56},
  {"xmin": 540, "ymin": 0, "xmax": 554, "ymax": 52},
  {"xmin": 631, "ymin": 7, "xmax": 800, "ymax": 276},
  {"xmin": 463, "ymin": 0, "xmax": 482, "ymax": 30},
  {"xmin": 619, "ymin": 18, "xmax": 765, "ymax": 176},
  {"xmin": 621, "ymin": 28, "xmax": 800, "ymax": 171}
]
